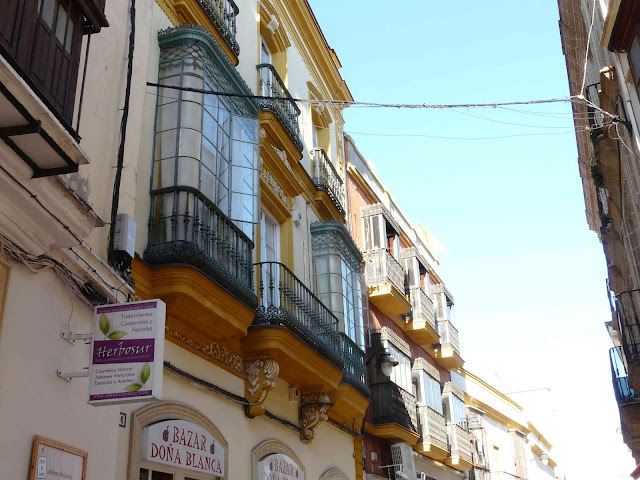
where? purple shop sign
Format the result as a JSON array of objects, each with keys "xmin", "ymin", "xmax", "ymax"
[
  {"xmin": 96, "ymin": 301, "xmax": 157, "ymax": 314},
  {"xmin": 92, "ymin": 339, "xmax": 155, "ymax": 364},
  {"xmin": 89, "ymin": 299, "xmax": 166, "ymax": 406}
]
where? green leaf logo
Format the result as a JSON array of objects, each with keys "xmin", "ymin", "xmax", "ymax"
[
  {"xmin": 99, "ymin": 314, "xmax": 110, "ymax": 336},
  {"xmin": 140, "ymin": 363, "xmax": 151, "ymax": 384},
  {"xmin": 107, "ymin": 330, "xmax": 127, "ymax": 340},
  {"xmin": 124, "ymin": 383, "xmax": 142, "ymax": 392}
]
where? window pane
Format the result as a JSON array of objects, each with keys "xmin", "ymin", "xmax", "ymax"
[
  {"xmin": 55, "ymin": 6, "xmax": 67, "ymax": 44},
  {"xmin": 65, "ymin": 17, "xmax": 74, "ymax": 53},
  {"xmin": 41, "ymin": 0, "xmax": 55, "ymax": 27}
]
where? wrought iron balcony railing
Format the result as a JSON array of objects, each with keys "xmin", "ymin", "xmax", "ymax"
[
  {"xmin": 616, "ymin": 289, "xmax": 640, "ymax": 363},
  {"xmin": 407, "ymin": 286, "xmax": 436, "ymax": 327},
  {"xmin": 371, "ymin": 381, "xmax": 417, "ymax": 432},
  {"xmin": 417, "ymin": 405, "xmax": 449, "ymax": 452},
  {"xmin": 144, "ymin": 186, "xmax": 256, "ymax": 307},
  {"xmin": 438, "ymin": 319, "xmax": 460, "ymax": 353},
  {"xmin": 256, "ymin": 64, "xmax": 303, "ymax": 152},
  {"xmin": 610, "ymin": 346, "xmax": 638, "ymax": 404},
  {"xmin": 197, "ymin": 0, "xmax": 239, "ymax": 56},
  {"xmin": 311, "ymin": 148, "xmax": 345, "ymax": 216},
  {"xmin": 254, "ymin": 261, "xmax": 343, "ymax": 367},
  {"xmin": 447, "ymin": 422, "xmax": 472, "ymax": 464},
  {"xmin": 340, "ymin": 332, "xmax": 368, "ymax": 392},
  {"xmin": 364, "ymin": 249, "xmax": 406, "ymax": 294}
]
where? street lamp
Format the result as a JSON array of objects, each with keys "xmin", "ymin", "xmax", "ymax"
[
  {"xmin": 540, "ymin": 453, "xmax": 549, "ymax": 466},
  {"xmin": 377, "ymin": 350, "xmax": 399, "ymax": 378}
]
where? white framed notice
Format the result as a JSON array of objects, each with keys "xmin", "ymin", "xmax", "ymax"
[
  {"xmin": 88, "ymin": 299, "xmax": 166, "ymax": 405},
  {"xmin": 141, "ymin": 420, "xmax": 225, "ymax": 477},
  {"xmin": 258, "ymin": 453, "xmax": 304, "ymax": 480},
  {"xmin": 29, "ymin": 436, "xmax": 87, "ymax": 480}
]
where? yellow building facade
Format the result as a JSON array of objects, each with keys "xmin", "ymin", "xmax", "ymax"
[{"xmin": 0, "ymin": 0, "xmax": 366, "ymax": 478}]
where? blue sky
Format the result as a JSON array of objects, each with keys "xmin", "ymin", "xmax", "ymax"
[{"xmin": 308, "ymin": 1, "xmax": 635, "ymax": 478}]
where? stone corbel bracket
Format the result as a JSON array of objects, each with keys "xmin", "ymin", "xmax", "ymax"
[
  {"xmin": 299, "ymin": 392, "xmax": 333, "ymax": 443},
  {"xmin": 244, "ymin": 357, "xmax": 280, "ymax": 418}
]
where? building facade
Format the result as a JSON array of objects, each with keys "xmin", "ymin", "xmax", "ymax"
[
  {"xmin": 344, "ymin": 136, "xmax": 472, "ymax": 480},
  {"xmin": 557, "ymin": 0, "xmax": 640, "ymax": 462},
  {"xmin": 0, "ymin": 0, "xmax": 366, "ymax": 478},
  {"xmin": 451, "ymin": 370, "xmax": 557, "ymax": 480}
]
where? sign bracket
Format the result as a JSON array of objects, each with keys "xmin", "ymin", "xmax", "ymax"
[
  {"xmin": 57, "ymin": 368, "xmax": 89, "ymax": 382},
  {"xmin": 61, "ymin": 331, "xmax": 93, "ymax": 344}
]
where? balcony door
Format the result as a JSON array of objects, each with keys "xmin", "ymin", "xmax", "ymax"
[
  {"xmin": 259, "ymin": 37, "xmax": 272, "ymax": 96},
  {"xmin": 260, "ymin": 210, "xmax": 280, "ymax": 307}
]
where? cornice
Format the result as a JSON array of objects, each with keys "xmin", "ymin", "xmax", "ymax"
[
  {"xmin": 442, "ymin": 381, "xmax": 465, "ymax": 401},
  {"xmin": 379, "ymin": 326, "xmax": 410, "ymax": 357},
  {"xmin": 412, "ymin": 357, "xmax": 440, "ymax": 382},
  {"xmin": 275, "ymin": 0, "xmax": 353, "ymax": 106},
  {"xmin": 456, "ymin": 368, "xmax": 523, "ymax": 412}
]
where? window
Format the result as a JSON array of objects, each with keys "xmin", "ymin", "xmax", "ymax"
[
  {"xmin": 451, "ymin": 394, "xmax": 466, "ymax": 427},
  {"xmin": 403, "ymin": 255, "xmax": 430, "ymax": 296},
  {"xmin": 311, "ymin": 221, "xmax": 367, "ymax": 348},
  {"xmin": 415, "ymin": 370, "xmax": 442, "ymax": 413},
  {"xmin": 362, "ymin": 212, "xmax": 400, "ymax": 260},
  {"xmin": 387, "ymin": 341, "xmax": 411, "ymax": 392}
]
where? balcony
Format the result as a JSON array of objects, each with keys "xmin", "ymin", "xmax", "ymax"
[
  {"xmin": 616, "ymin": 290, "xmax": 640, "ymax": 392},
  {"xmin": 0, "ymin": 0, "xmax": 108, "ymax": 177},
  {"xmin": 196, "ymin": 0, "xmax": 239, "ymax": 56},
  {"xmin": 135, "ymin": 186, "xmax": 257, "ymax": 342},
  {"xmin": 445, "ymin": 423, "xmax": 473, "ymax": 471},
  {"xmin": 415, "ymin": 405, "xmax": 449, "ymax": 460},
  {"xmin": 256, "ymin": 64, "xmax": 303, "ymax": 158},
  {"xmin": 243, "ymin": 261, "xmax": 344, "ymax": 392},
  {"xmin": 404, "ymin": 287, "xmax": 439, "ymax": 345},
  {"xmin": 311, "ymin": 148, "xmax": 346, "ymax": 218},
  {"xmin": 610, "ymin": 345, "xmax": 640, "ymax": 460},
  {"xmin": 364, "ymin": 248, "xmax": 411, "ymax": 318},
  {"xmin": 369, "ymin": 381, "xmax": 419, "ymax": 445},
  {"xmin": 435, "ymin": 319, "xmax": 463, "ymax": 369}
]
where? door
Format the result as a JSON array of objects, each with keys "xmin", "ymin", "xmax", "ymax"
[
  {"xmin": 259, "ymin": 37, "xmax": 272, "ymax": 96},
  {"xmin": 260, "ymin": 210, "xmax": 280, "ymax": 307}
]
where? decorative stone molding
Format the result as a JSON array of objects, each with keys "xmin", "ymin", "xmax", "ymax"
[
  {"xmin": 310, "ymin": 220, "xmax": 363, "ymax": 273},
  {"xmin": 261, "ymin": 167, "xmax": 287, "ymax": 203},
  {"xmin": 443, "ymin": 381, "xmax": 465, "ymax": 401},
  {"xmin": 244, "ymin": 357, "xmax": 280, "ymax": 417},
  {"xmin": 380, "ymin": 326, "xmax": 410, "ymax": 357},
  {"xmin": 299, "ymin": 392, "xmax": 333, "ymax": 443},
  {"xmin": 260, "ymin": 127, "xmax": 267, "ymax": 139},
  {"xmin": 127, "ymin": 401, "xmax": 228, "ymax": 479},
  {"xmin": 271, "ymin": 145, "xmax": 294, "ymax": 173},
  {"xmin": 320, "ymin": 468, "xmax": 350, "ymax": 480},
  {"xmin": 412, "ymin": 357, "xmax": 440, "ymax": 382},
  {"xmin": 251, "ymin": 439, "xmax": 305, "ymax": 480},
  {"xmin": 165, "ymin": 327, "xmax": 243, "ymax": 373}
]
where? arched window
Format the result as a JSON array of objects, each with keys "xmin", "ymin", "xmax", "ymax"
[
  {"xmin": 145, "ymin": 26, "xmax": 260, "ymax": 296},
  {"xmin": 251, "ymin": 439, "xmax": 305, "ymax": 480},
  {"xmin": 128, "ymin": 401, "xmax": 228, "ymax": 480}
]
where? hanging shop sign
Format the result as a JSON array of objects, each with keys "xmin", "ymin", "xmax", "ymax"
[
  {"xmin": 88, "ymin": 299, "xmax": 166, "ymax": 405},
  {"xmin": 258, "ymin": 454, "xmax": 304, "ymax": 480},
  {"xmin": 141, "ymin": 420, "xmax": 225, "ymax": 477},
  {"xmin": 29, "ymin": 436, "xmax": 87, "ymax": 480}
]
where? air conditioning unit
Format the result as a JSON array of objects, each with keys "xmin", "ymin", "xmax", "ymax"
[
  {"xmin": 391, "ymin": 443, "xmax": 417, "ymax": 480},
  {"xmin": 416, "ymin": 472, "xmax": 426, "ymax": 480}
]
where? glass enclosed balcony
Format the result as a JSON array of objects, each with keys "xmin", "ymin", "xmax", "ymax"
[
  {"xmin": 311, "ymin": 147, "xmax": 345, "ymax": 216},
  {"xmin": 610, "ymin": 346, "xmax": 638, "ymax": 404},
  {"xmin": 256, "ymin": 63, "xmax": 303, "ymax": 152}
]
